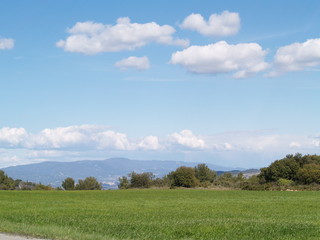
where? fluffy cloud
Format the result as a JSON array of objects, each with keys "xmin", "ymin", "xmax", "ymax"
[
  {"xmin": 31, "ymin": 125, "xmax": 95, "ymax": 149},
  {"xmin": 56, "ymin": 18, "xmax": 189, "ymax": 54},
  {"xmin": 180, "ymin": 11, "xmax": 240, "ymax": 36},
  {"xmin": 171, "ymin": 41, "xmax": 269, "ymax": 78},
  {"xmin": 0, "ymin": 125, "xmax": 132, "ymax": 151},
  {"xmin": 138, "ymin": 136, "xmax": 162, "ymax": 150},
  {"xmin": 0, "ymin": 38, "xmax": 14, "ymax": 50},
  {"xmin": 170, "ymin": 130, "xmax": 206, "ymax": 149},
  {"xmin": 94, "ymin": 130, "xmax": 132, "ymax": 150},
  {"xmin": 115, "ymin": 56, "xmax": 150, "ymax": 70},
  {"xmin": 269, "ymin": 39, "xmax": 320, "ymax": 76},
  {"xmin": 0, "ymin": 127, "xmax": 28, "ymax": 147}
]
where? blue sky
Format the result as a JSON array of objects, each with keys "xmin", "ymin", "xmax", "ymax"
[{"xmin": 1, "ymin": 0, "xmax": 320, "ymax": 168}]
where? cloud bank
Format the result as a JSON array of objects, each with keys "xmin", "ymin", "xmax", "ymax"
[
  {"xmin": 1, "ymin": 126, "xmax": 320, "ymax": 168},
  {"xmin": 1, "ymin": 126, "xmax": 319, "ymax": 153}
]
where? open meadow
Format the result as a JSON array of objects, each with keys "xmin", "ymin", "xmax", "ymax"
[{"xmin": 0, "ymin": 190, "xmax": 319, "ymax": 240}]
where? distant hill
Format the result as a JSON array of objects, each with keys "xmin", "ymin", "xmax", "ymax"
[{"xmin": 1, "ymin": 158, "xmax": 252, "ymax": 188}]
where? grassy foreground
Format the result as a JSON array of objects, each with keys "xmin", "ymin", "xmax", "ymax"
[{"xmin": 0, "ymin": 190, "xmax": 319, "ymax": 240}]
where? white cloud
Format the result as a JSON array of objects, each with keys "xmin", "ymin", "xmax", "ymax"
[
  {"xmin": 32, "ymin": 125, "xmax": 133, "ymax": 151},
  {"xmin": 94, "ymin": 130, "xmax": 132, "ymax": 150},
  {"xmin": 269, "ymin": 39, "xmax": 320, "ymax": 76},
  {"xmin": 115, "ymin": 56, "xmax": 150, "ymax": 70},
  {"xmin": 0, "ymin": 125, "xmax": 132, "ymax": 151},
  {"xmin": 180, "ymin": 11, "xmax": 240, "ymax": 36},
  {"xmin": 0, "ymin": 127, "xmax": 28, "ymax": 147},
  {"xmin": 31, "ymin": 125, "xmax": 97, "ymax": 149},
  {"xmin": 138, "ymin": 136, "xmax": 162, "ymax": 150},
  {"xmin": 56, "ymin": 18, "xmax": 189, "ymax": 55},
  {"xmin": 170, "ymin": 130, "xmax": 206, "ymax": 149},
  {"xmin": 0, "ymin": 38, "xmax": 14, "ymax": 50},
  {"xmin": 171, "ymin": 41, "xmax": 269, "ymax": 78},
  {"xmin": 289, "ymin": 142, "xmax": 301, "ymax": 148}
]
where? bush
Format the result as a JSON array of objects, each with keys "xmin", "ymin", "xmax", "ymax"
[
  {"xmin": 129, "ymin": 172, "xmax": 154, "ymax": 188},
  {"xmin": 76, "ymin": 177, "xmax": 102, "ymax": 190},
  {"xmin": 277, "ymin": 178, "xmax": 294, "ymax": 190},
  {"xmin": 241, "ymin": 176, "xmax": 270, "ymax": 191},
  {"xmin": 34, "ymin": 184, "xmax": 54, "ymax": 190},
  {"xmin": 170, "ymin": 166, "xmax": 199, "ymax": 188}
]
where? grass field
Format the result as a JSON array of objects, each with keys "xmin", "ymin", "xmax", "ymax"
[{"xmin": 0, "ymin": 190, "xmax": 319, "ymax": 240}]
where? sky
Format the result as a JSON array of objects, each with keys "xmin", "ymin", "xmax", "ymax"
[{"xmin": 1, "ymin": 0, "xmax": 320, "ymax": 169}]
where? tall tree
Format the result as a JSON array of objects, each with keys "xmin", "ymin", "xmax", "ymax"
[
  {"xmin": 194, "ymin": 164, "xmax": 216, "ymax": 183},
  {"xmin": 62, "ymin": 177, "xmax": 75, "ymax": 190}
]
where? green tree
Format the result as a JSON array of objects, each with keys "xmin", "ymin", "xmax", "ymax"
[
  {"xmin": 76, "ymin": 177, "xmax": 102, "ymax": 190},
  {"xmin": 118, "ymin": 176, "xmax": 130, "ymax": 189},
  {"xmin": 129, "ymin": 172, "xmax": 154, "ymax": 188},
  {"xmin": 259, "ymin": 157, "xmax": 300, "ymax": 182},
  {"xmin": 194, "ymin": 164, "xmax": 216, "ymax": 183},
  {"xmin": 170, "ymin": 166, "xmax": 199, "ymax": 188},
  {"xmin": 0, "ymin": 170, "xmax": 15, "ymax": 190},
  {"xmin": 297, "ymin": 164, "xmax": 320, "ymax": 184},
  {"xmin": 62, "ymin": 177, "xmax": 75, "ymax": 190},
  {"xmin": 151, "ymin": 177, "xmax": 167, "ymax": 188},
  {"xmin": 214, "ymin": 172, "xmax": 234, "ymax": 187},
  {"xmin": 241, "ymin": 175, "xmax": 267, "ymax": 191}
]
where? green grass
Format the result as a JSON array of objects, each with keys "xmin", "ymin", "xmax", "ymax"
[{"xmin": 0, "ymin": 190, "xmax": 319, "ymax": 240}]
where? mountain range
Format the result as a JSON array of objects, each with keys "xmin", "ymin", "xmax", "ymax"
[{"xmin": 1, "ymin": 158, "xmax": 256, "ymax": 189}]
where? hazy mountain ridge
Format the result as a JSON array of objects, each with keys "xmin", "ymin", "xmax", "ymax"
[{"xmin": 1, "ymin": 158, "xmax": 254, "ymax": 188}]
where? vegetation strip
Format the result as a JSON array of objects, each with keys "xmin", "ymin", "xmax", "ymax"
[{"xmin": 2, "ymin": 154, "xmax": 320, "ymax": 191}]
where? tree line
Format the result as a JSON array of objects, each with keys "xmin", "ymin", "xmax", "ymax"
[
  {"xmin": 61, "ymin": 177, "xmax": 102, "ymax": 190},
  {"xmin": 0, "ymin": 170, "xmax": 101, "ymax": 191},
  {"xmin": 256, "ymin": 153, "xmax": 320, "ymax": 190},
  {"xmin": 118, "ymin": 154, "xmax": 320, "ymax": 190},
  {"xmin": 2, "ymin": 153, "xmax": 320, "ymax": 191},
  {"xmin": 118, "ymin": 163, "xmax": 245, "ymax": 189},
  {"xmin": 0, "ymin": 170, "xmax": 53, "ymax": 190}
]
